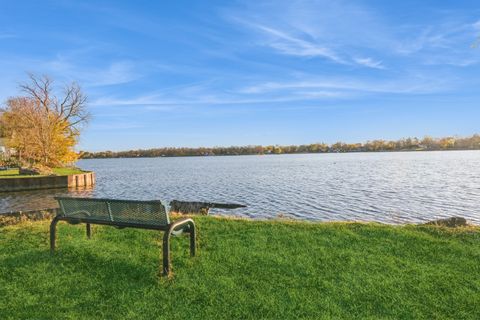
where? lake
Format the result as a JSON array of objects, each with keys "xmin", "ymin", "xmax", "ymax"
[{"xmin": 1, "ymin": 151, "xmax": 479, "ymax": 224}]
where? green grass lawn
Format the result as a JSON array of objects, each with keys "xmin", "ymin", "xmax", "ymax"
[
  {"xmin": 0, "ymin": 167, "xmax": 85, "ymax": 178},
  {"xmin": 0, "ymin": 217, "xmax": 479, "ymax": 319}
]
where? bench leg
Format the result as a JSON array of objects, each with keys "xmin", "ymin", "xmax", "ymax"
[
  {"xmin": 50, "ymin": 217, "xmax": 60, "ymax": 253},
  {"xmin": 189, "ymin": 225, "xmax": 196, "ymax": 257},
  {"xmin": 162, "ymin": 231, "xmax": 171, "ymax": 276},
  {"xmin": 161, "ymin": 219, "xmax": 196, "ymax": 277},
  {"xmin": 86, "ymin": 223, "xmax": 91, "ymax": 239}
]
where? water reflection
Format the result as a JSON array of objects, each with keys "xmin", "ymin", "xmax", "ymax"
[{"xmin": 0, "ymin": 186, "xmax": 95, "ymax": 212}]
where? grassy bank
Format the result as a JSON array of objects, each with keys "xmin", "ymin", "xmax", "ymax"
[
  {"xmin": 0, "ymin": 167, "xmax": 85, "ymax": 179},
  {"xmin": 0, "ymin": 217, "xmax": 479, "ymax": 319}
]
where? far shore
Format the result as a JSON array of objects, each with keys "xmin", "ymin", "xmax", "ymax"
[
  {"xmin": 80, "ymin": 148, "xmax": 480, "ymax": 160},
  {"xmin": 80, "ymin": 133, "xmax": 480, "ymax": 159}
]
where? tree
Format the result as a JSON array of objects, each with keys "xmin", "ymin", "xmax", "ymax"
[
  {"xmin": 0, "ymin": 74, "xmax": 90, "ymax": 168},
  {"xmin": 421, "ymin": 136, "xmax": 436, "ymax": 150}
]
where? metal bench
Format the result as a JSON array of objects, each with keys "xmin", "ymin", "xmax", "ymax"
[{"xmin": 51, "ymin": 197, "xmax": 196, "ymax": 276}]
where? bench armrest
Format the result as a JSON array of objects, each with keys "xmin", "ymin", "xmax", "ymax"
[{"xmin": 169, "ymin": 217, "xmax": 195, "ymax": 233}]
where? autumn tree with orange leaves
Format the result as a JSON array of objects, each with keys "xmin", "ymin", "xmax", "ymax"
[{"xmin": 0, "ymin": 74, "xmax": 90, "ymax": 170}]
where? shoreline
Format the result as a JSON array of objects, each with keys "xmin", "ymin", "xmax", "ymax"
[{"xmin": 1, "ymin": 207, "xmax": 476, "ymax": 228}]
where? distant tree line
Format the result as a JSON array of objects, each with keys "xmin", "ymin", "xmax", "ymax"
[{"xmin": 80, "ymin": 134, "xmax": 480, "ymax": 159}]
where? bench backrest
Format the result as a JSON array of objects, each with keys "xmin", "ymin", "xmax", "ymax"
[{"xmin": 55, "ymin": 197, "xmax": 170, "ymax": 226}]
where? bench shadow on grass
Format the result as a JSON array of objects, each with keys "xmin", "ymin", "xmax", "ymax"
[
  {"xmin": 1, "ymin": 248, "xmax": 169, "ymax": 317},
  {"xmin": 1, "ymin": 226, "xmax": 202, "ymax": 313},
  {"xmin": 1, "ymin": 243, "xmax": 173, "ymax": 287}
]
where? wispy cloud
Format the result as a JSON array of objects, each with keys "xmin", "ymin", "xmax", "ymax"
[
  {"xmin": 90, "ymin": 70, "xmax": 450, "ymax": 113},
  {"xmin": 394, "ymin": 27, "xmax": 451, "ymax": 55},
  {"xmin": 224, "ymin": 0, "xmax": 480, "ymax": 69},
  {"xmin": 223, "ymin": 0, "xmax": 390, "ymax": 67},
  {"xmin": 353, "ymin": 57, "xmax": 385, "ymax": 69},
  {"xmin": 92, "ymin": 122, "xmax": 145, "ymax": 130},
  {"xmin": 91, "ymin": 91, "xmax": 345, "ymax": 108},
  {"xmin": 45, "ymin": 57, "xmax": 141, "ymax": 86},
  {"xmin": 88, "ymin": 61, "xmax": 141, "ymax": 86},
  {"xmin": 233, "ymin": 19, "xmax": 345, "ymax": 63},
  {"xmin": 473, "ymin": 20, "xmax": 480, "ymax": 31},
  {"xmin": 240, "ymin": 74, "xmax": 450, "ymax": 95}
]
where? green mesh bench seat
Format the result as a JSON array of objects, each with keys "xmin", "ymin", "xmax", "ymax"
[{"xmin": 51, "ymin": 197, "xmax": 196, "ymax": 276}]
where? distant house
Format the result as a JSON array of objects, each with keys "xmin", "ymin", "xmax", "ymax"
[
  {"xmin": 0, "ymin": 138, "xmax": 6, "ymax": 154},
  {"xmin": 0, "ymin": 138, "xmax": 14, "ymax": 158}
]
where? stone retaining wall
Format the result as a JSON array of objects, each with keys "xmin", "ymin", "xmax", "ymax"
[
  {"xmin": 0, "ymin": 172, "xmax": 95, "ymax": 192},
  {"xmin": 0, "ymin": 208, "xmax": 57, "ymax": 227}
]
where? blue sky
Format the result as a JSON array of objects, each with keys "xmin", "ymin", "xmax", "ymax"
[{"xmin": 1, "ymin": 0, "xmax": 479, "ymax": 151}]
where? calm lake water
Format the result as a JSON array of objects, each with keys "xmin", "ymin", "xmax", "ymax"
[{"xmin": 1, "ymin": 151, "xmax": 480, "ymax": 224}]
